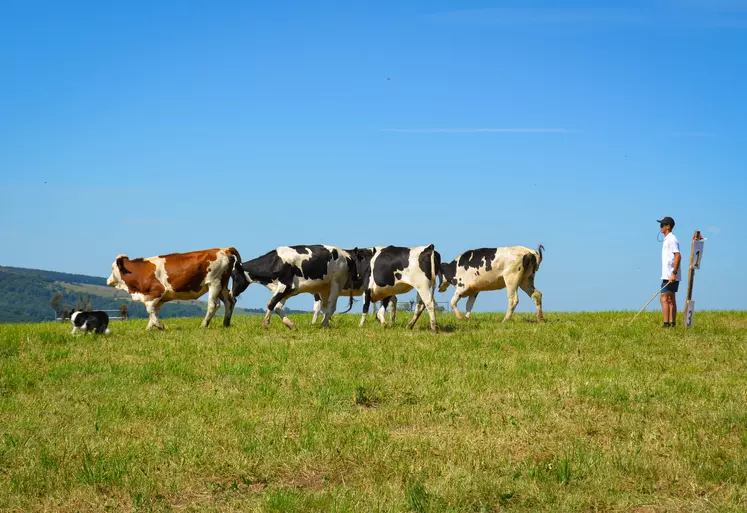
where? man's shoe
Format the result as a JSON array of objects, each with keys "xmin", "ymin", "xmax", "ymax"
[{"xmin": 660, "ymin": 322, "xmax": 671, "ymax": 328}]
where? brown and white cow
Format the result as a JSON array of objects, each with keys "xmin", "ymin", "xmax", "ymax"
[
  {"xmin": 106, "ymin": 247, "xmax": 241, "ymax": 330},
  {"xmin": 439, "ymin": 245, "xmax": 544, "ymax": 322}
]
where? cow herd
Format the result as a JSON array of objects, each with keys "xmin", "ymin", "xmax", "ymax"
[{"xmin": 105, "ymin": 243, "xmax": 545, "ymax": 333}]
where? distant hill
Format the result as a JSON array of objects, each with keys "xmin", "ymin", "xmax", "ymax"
[{"xmin": 0, "ymin": 265, "xmax": 305, "ymax": 323}]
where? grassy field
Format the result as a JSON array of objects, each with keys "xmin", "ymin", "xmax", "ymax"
[{"xmin": 1, "ymin": 311, "xmax": 745, "ymax": 512}]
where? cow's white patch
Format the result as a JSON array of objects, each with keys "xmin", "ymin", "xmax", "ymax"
[
  {"xmin": 276, "ymin": 246, "xmax": 313, "ymax": 266},
  {"xmin": 151, "ymin": 256, "xmax": 170, "ymax": 292}
]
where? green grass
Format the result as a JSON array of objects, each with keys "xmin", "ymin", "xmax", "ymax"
[{"xmin": 1, "ymin": 311, "xmax": 745, "ymax": 512}]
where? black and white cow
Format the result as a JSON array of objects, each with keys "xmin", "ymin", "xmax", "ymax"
[
  {"xmin": 310, "ymin": 248, "xmax": 396, "ymax": 325},
  {"xmin": 231, "ymin": 245, "xmax": 356, "ymax": 329},
  {"xmin": 439, "ymin": 245, "xmax": 544, "ymax": 322},
  {"xmin": 357, "ymin": 244, "xmax": 441, "ymax": 333}
]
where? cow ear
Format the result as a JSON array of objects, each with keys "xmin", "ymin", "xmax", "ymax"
[
  {"xmin": 116, "ymin": 256, "xmax": 131, "ymax": 275},
  {"xmin": 427, "ymin": 243, "xmax": 435, "ymax": 250}
]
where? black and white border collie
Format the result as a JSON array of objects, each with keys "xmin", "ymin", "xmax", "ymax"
[{"xmin": 70, "ymin": 311, "xmax": 110, "ymax": 335}]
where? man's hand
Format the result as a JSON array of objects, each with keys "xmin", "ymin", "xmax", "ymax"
[{"xmin": 670, "ymin": 273, "xmax": 677, "ymax": 283}]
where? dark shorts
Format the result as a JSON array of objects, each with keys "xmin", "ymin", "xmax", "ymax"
[{"xmin": 661, "ymin": 280, "xmax": 679, "ymax": 293}]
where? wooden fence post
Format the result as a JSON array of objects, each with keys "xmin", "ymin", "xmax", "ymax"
[{"xmin": 683, "ymin": 230, "xmax": 702, "ymax": 328}]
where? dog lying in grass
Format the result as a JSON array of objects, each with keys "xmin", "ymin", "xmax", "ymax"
[{"xmin": 70, "ymin": 310, "xmax": 110, "ymax": 335}]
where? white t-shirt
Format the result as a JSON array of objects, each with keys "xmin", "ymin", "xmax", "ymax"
[{"xmin": 662, "ymin": 232, "xmax": 681, "ymax": 281}]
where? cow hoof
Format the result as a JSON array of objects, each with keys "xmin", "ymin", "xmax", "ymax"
[{"xmin": 261, "ymin": 323, "xmax": 270, "ymax": 330}]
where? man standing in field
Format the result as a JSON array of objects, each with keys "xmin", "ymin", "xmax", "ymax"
[{"xmin": 658, "ymin": 216, "xmax": 681, "ymax": 328}]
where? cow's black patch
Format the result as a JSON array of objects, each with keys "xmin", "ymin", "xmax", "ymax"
[
  {"xmin": 232, "ymin": 250, "xmax": 295, "ymax": 298},
  {"xmin": 458, "ymin": 248, "xmax": 496, "ymax": 272},
  {"xmin": 394, "ymin": 272, "xmax": 402, "ymax": 281},
  {"xmin": 331, "ymin": 249, "xmax": 338, "ymax": 260},
  {"xmin": 441, "ymin": 261, "xmax": 457, "ymax": 285},
  {"xmin": 373, "ymin": 246, "xmax": 410, "ymax": 287},
  {"xmin": 293, "ymin": 246, "xmax": 310, "ymax": 255},
  {"xmin": 417, "ymin": 245, "xmax": 433, "ymax": 281},
  {"xmin": 522, "ymin": 253, "xmax": 537, "ymax": 274},
  {"xmin": 352, "ymin": 248, "xmax": 376, "ymax": 291},
  {"xmin": 299, "ymin": 245, "xmax": 332, "ymax": 280}
]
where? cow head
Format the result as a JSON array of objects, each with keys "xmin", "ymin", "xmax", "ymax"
[
  {"xmin": 351, "ymin": 247, "xmax": 375, "ymax": 290},
  {"xmin": 230, "ymin": 260, "xmax": 251, "ymax": 298},
  {"xmin": 438, "ymin": 260, "xmax": 457, "ymax": 293},
  {"xmin": 107, "ymin": 254, "xmax": 131, "ymax": 290}
]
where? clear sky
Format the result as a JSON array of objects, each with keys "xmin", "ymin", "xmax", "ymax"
[{"xmin": 1, "ymin": 0, "xmax": 745, "ymax": 313}]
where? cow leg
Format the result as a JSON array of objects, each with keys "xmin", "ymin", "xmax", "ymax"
[
  {"xmin": 465, "ymin": 293, "xmax": 479, "ymax": 320},
  {"xmin": 376, "ymin": 298, "xmax": 388, "ymax": 325},
  {"xmin": 320, "ymin": 282, "xmax": 342, "ymax": 327},
  {"xmin": 311, "ymin": 294, "xmax": 322, "ymax": 324},
  {"xmin": 264, "ymin": 284, "xmax": 293, "ymax": 329},
  {"xmin": 273, "ymin": 301, "xmax": 297, "ymax": 330},
  {"xmin": 201, "ymin": 286, "xmax": 222, "ymax": 328},
  {"xmin": 450, "ymin": 290, "xmax": 466, "ymax": 320},
  {"xmin": 503, "ymin": 275, "xmax": 521, "ymax": 322},
  {"xmin": 389, "ymin": 296, "xmax": 398, "ymax": 324},
  {"xmin": 410, "ymin": 285, "xmax": 438, "ymax": 333},
  {"xmin": 520, "ymin": 276, "xmax": 544, "ymax": 323},
  {"xmin": 359, "ymin": 290, "xmax": 372, "ymax": 327},
  {"xmin": 146, "ymin": 300, "xmax": 164, "ymax": 330},
  {"xmin": 378, "ymin": 297, "xmax": 392, "ymax": 325},
  {"xmin": 221, "ymin": 286, "xmax": 236, "ymax": 327},
  {"xmin": 406, "ymin": 294, "xmax": 426, "ymax": 329}
]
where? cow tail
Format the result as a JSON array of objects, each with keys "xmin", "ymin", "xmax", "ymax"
[
  {"xmin": 430, "ymin": 244, "xmax": 437, "ymax": 301},
  {"xmin": 341, "ymin": 250, "xmax": 357, "ymax": 314},
  {"xmin": 227, "ymin": 247, "xmax": 242, "ymax": 271},
  {"xmin": 342, "ymin": 291, "xmax": 355, "ymax": 314},
  {"xmin": 536, "ymin": 244, "xmax": 544, "ymax": 272}
]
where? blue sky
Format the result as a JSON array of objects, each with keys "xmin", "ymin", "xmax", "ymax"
[{"xmin": 1, "ymin": 0, "xmax": 745, "ymax": 313}]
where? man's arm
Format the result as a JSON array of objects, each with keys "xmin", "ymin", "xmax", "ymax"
[{"xmin": 671, "ymin": 252, "xmax": 681, "ymax": 282}]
